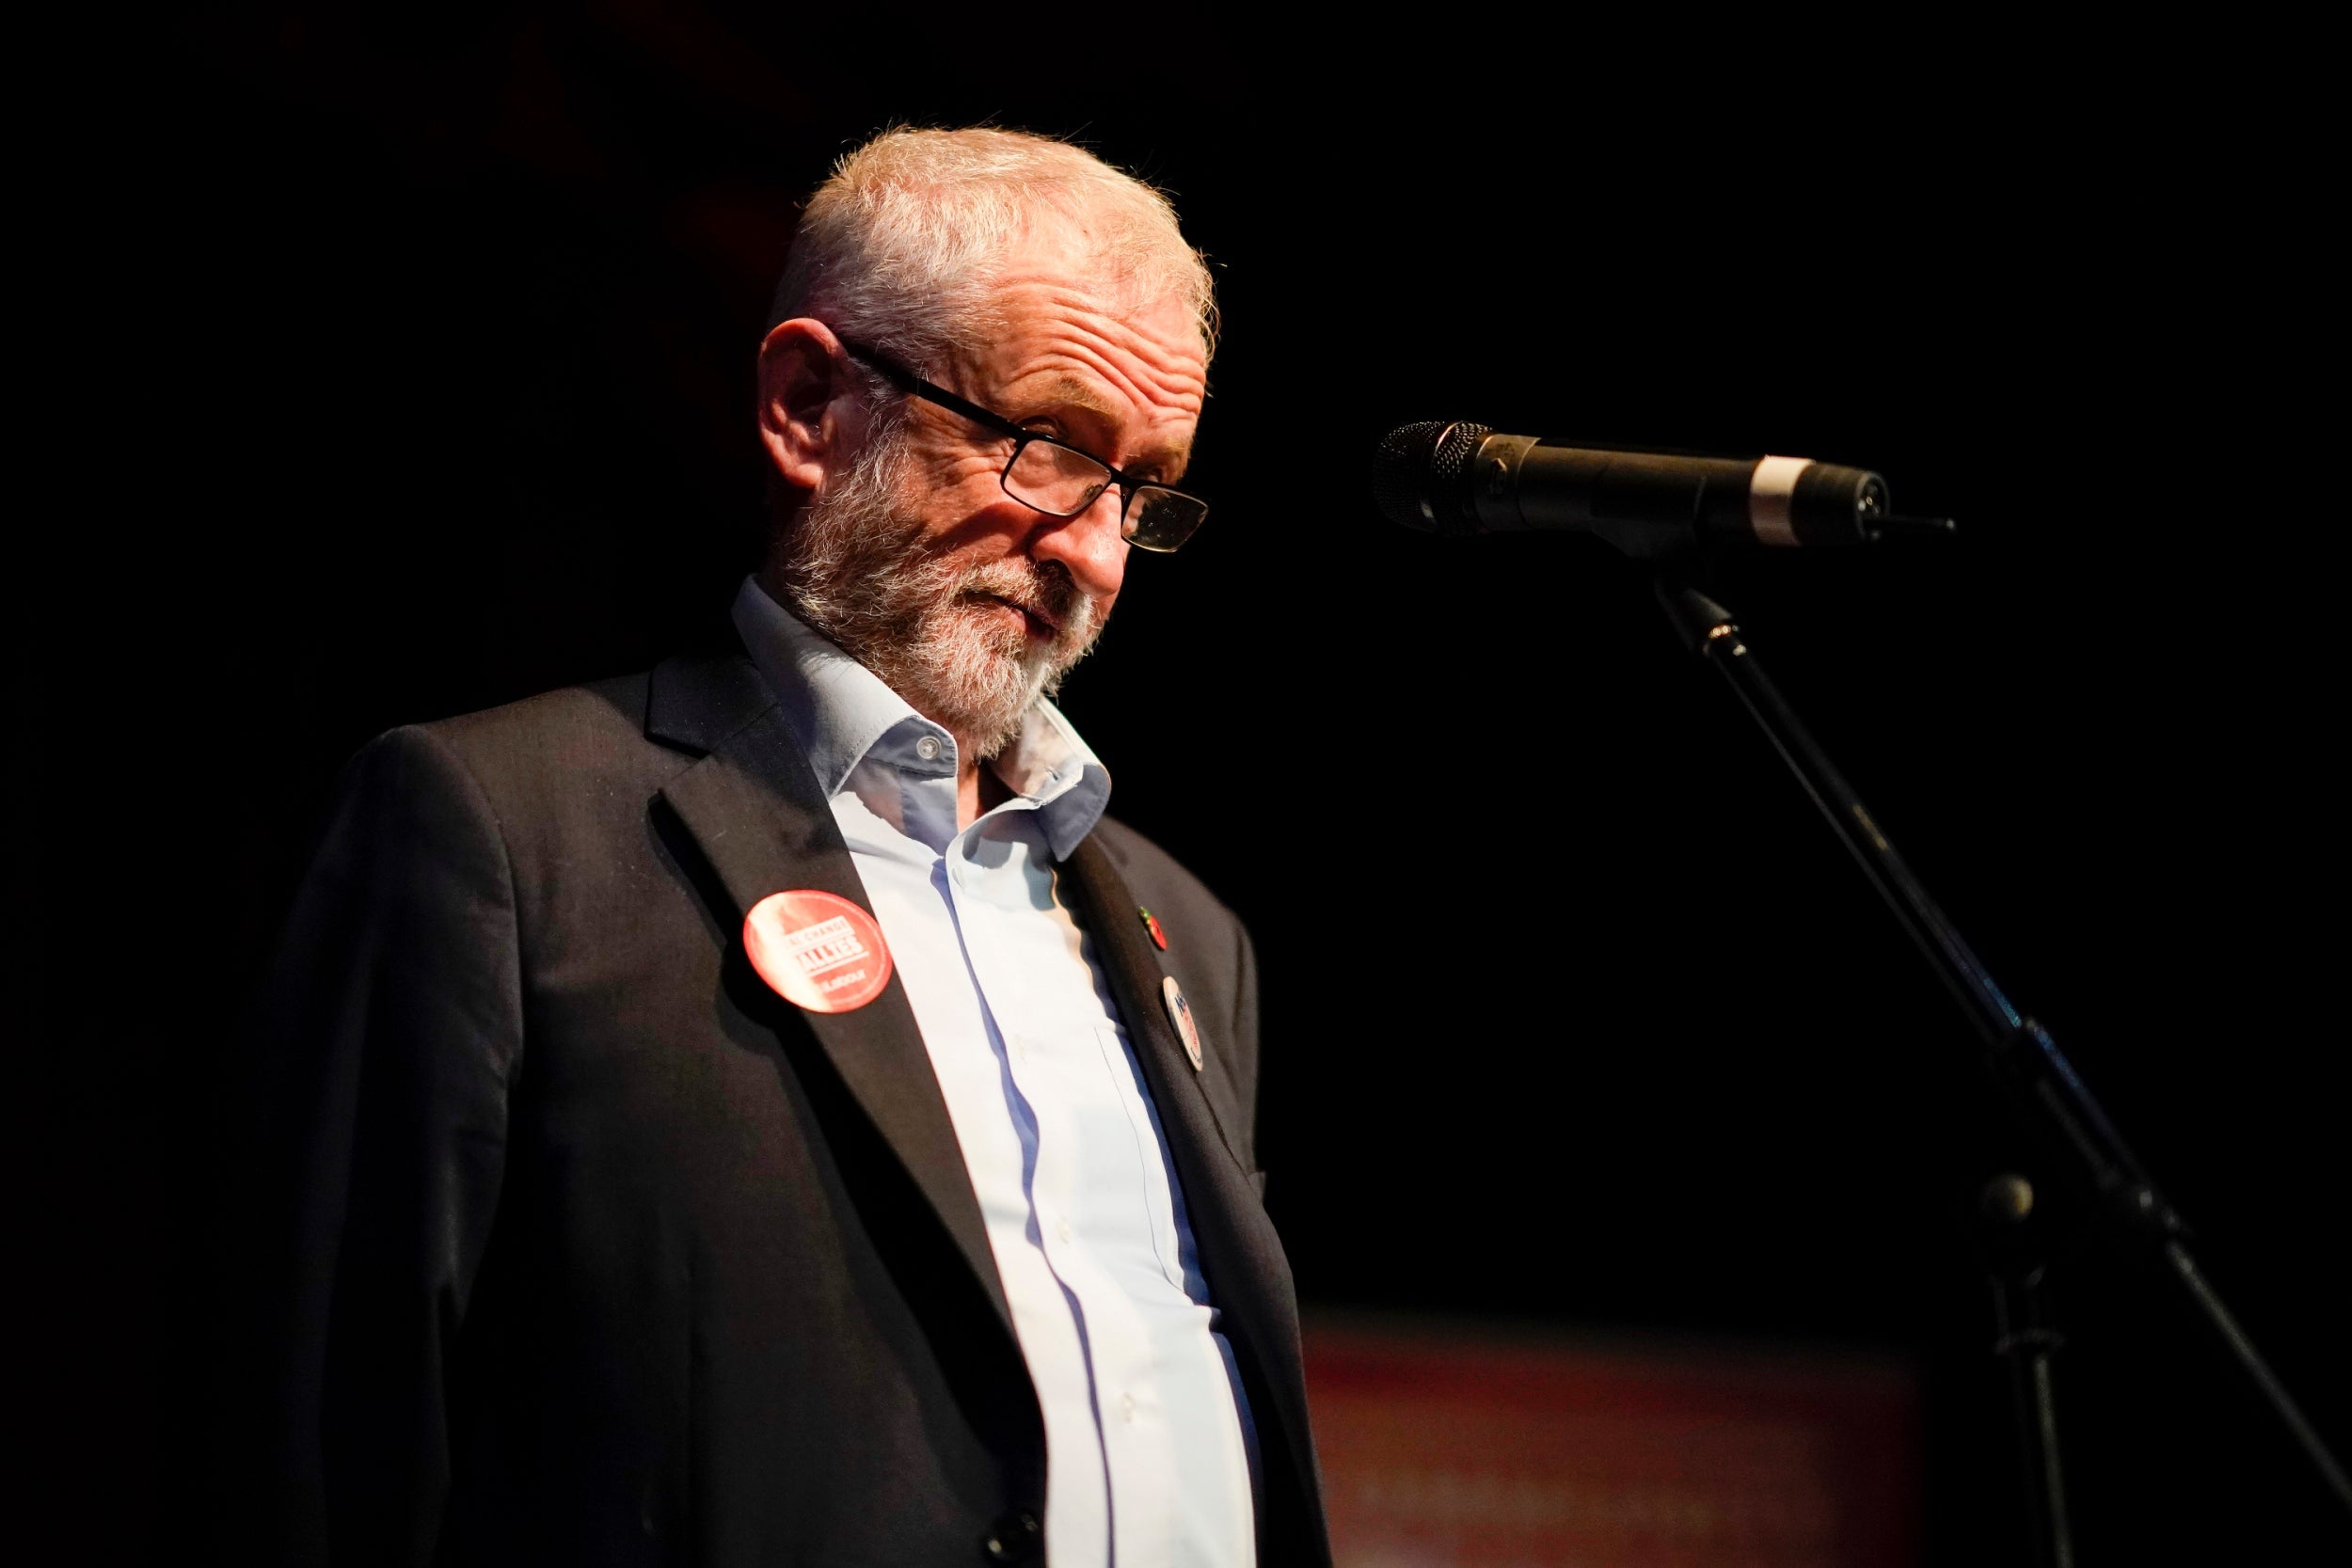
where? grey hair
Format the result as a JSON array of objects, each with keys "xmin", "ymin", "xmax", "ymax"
[{"xmin": 769, "ymin": 126, "xmax": 1217, "ymax": 382}]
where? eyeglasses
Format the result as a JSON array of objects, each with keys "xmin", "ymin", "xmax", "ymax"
[{"xmin": 838, "ymin": 340, "xmax": 1211, "ymax": 553}]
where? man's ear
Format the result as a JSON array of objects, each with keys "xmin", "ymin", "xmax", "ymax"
[{"xmin": 757, "ymin": 318, "xmax": 865, "ymax": 496}]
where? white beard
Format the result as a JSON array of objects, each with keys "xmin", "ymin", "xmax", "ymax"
[{"xmin": 774, "ymin": 426, "xmax": 1104, "ymax": 758}]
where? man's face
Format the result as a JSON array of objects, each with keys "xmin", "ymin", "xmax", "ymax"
[
  {"xmin": 781, "ymin": 230, "xmax": 1208, "ymax": 754},
  {"xmin": 898, "ymin": 235, "xmax": 1207, "ymax": 636}
]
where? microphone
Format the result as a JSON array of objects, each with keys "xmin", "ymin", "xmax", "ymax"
[{"xmin": 1372, "ymin": 420, "xmax": 1950, "ymax": 557}]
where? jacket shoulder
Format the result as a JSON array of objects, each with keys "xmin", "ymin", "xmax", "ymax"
[
  {"xmin": 392, "ymin": 671, "xmax": 691, "ymax": 803},
  {"xmin": 420, "ymin": 670, "xmax": 654, "ymax": 756}
]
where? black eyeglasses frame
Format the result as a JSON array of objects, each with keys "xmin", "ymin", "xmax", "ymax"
[{"xmin": 836, "ymin": 338, "xmax": 1209, "ymax": 553}]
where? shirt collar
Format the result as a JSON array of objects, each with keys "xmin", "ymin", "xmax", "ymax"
[{"xmin": 731, "ymin": 576, "xmax": 1112, "ymax": 860}]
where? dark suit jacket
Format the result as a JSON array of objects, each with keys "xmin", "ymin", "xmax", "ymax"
[{"xmin": 230, "ymin": 654, "xmax": 1328, "ymax": 1567}]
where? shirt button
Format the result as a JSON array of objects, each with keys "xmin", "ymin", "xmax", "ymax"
[
  {"xmin": 1121, "ymin": 1391, "xmax": 1137, "ymax": 1423},
  {"xmin": 914, "ymin": 735, "xmax": 943, "ymax": 762},
  {"xmin": 1055, "ymin": 1216, "xmax": 1072, "ymax": 1244},
  {"xmin": 981, "ymin": 1510, "xmax": 1042, "ymax": 1563}
]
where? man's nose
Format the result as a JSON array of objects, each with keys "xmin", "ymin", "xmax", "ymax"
[{"xmin": 1028, "ymin": 485, "xmax": 1128, "ymax": 602}]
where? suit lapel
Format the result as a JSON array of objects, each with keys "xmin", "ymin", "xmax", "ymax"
[
  {"xmin": 647, "ymin": 656, "xmax": 1014, "ymax": 1341},
  {"xmin": 1058, "ymin": 834, "xmax": 1323, "ymax": 1537},
  {"xmin": 1060, "ymin": 840, "xmax": 1254, "ymax": 1173}
]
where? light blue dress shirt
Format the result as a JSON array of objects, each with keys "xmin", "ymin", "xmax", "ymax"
[{"xmin": 733, "ymin": 578, "xmax": 1256, "ymax": 1568}]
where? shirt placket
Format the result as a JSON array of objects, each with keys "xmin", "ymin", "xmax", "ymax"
[
  {"xmin": 949, "ymin": 818, "xmax": 1085, "ymax": 1275},
  {"xmin": 944, "ymin": 806, "xmax": 1126, "ymax": 1560},
  {"xmin": 963, "ymin": 815, "xmax": 1197, "ymax": 1565}
]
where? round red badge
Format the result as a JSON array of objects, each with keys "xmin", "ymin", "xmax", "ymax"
[{"xmin": 743, "ymin": 890, "xmax": 894, "ymax": 1013}]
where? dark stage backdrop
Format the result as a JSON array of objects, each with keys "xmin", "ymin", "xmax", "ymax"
[{"xmin": 24, "ymin": 10, "xmax": 2343, "ymax": 1563}]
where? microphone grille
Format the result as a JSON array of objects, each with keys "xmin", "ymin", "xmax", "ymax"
[{"xmin": 1373, "ymin": 420, "xmax": 1491, "ymax": 535}]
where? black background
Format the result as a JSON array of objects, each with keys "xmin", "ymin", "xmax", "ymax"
[{"xmin": 21, "ymin": 8, "xmax": 2344, "ymax": 1562}]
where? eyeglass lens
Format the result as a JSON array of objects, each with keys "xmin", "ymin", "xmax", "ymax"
[
  {"xmin": 1001, "ymin": 441, "xmax": 1208, "ymax": 553},
  {"xmin": 1004, "ymin": 441, "xmax": 1113, "ymax": 515}
]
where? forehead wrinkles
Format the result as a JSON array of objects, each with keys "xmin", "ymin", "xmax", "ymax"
[{"xmin": 967, "ymin": 277, "xmax": 1207, "ymax": 429}]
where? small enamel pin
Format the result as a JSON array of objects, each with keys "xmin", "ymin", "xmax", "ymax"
[
  {"xmin": 1138, "ymin": 906, "xmax": 1168, "ymax": 951},
  {"xmin": 1161, "ymin": 974, "xmax": 1203, "ymax": 1072},
  {"xmin": 744, "ymin": 890, "xmax": 894, "ymax": 1013}
]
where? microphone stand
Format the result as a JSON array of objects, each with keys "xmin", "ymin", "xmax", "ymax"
[
  {"xmin": 1653, "ymin": 578, "xmax": 2352, "ymax": 1533},
  {"xmin": 1980, "ymin": 1172, "xmax": 2074, "ymax": 1568}
]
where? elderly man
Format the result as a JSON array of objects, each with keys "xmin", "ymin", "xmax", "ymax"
[{"xmin": 240, "ymin": 128, "xmax": 1327, "ymax": 1566}]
